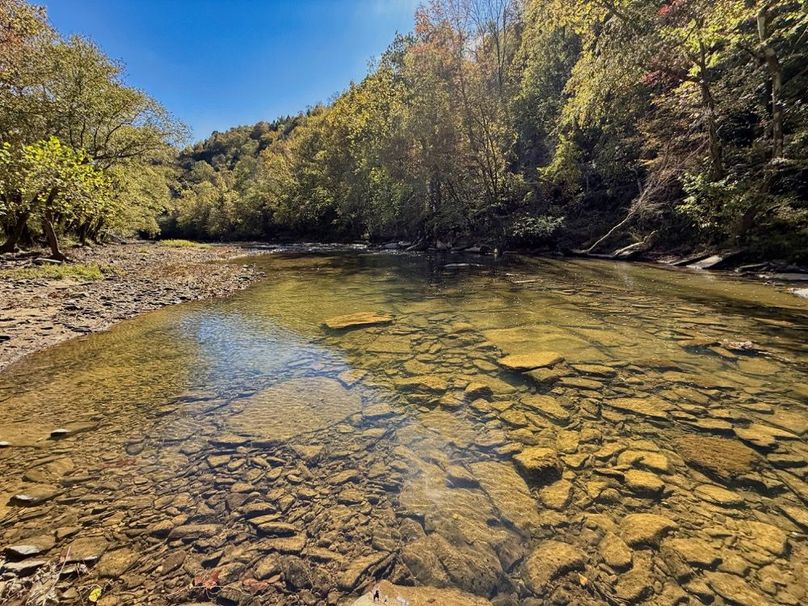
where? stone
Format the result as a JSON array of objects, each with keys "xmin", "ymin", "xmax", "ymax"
[
  {"xmin": 513, "ymin": 447, "xmax": 562, "ymax": 484},
  {"xmin": 249, "ymin": 518, "xmax": 298, "ymax": 536},
  {"xmin": 362, "ymin": 403, "xmax": 395, "ymax": 420},
  {"xmin": 394, "ymin": 375, "xmax": 449, "ymax": 393},
  {"xmin": 624, "ymin": 470, "xmax": 665, "ymax": 497},
  {"xmin": 228, "ymin": 378, "xmax": 362, "ymax": 441},
  {"xmin": 572, "ymin": 363, "xmax": 617, "ymax": 377},
  {"xmin": 539, "ymin": 479, "xmax": 573, "ymax": 510},
  {"xmin": 168, "ymin": 524, "xmax": 220, "ymax": 540},
  {"xmin": 10, "ymin": 484, "xmax": 61, "ymax": 505},
  {"xmin": 521, "ymin": 394, "xmax": 570, "ymax": 425},
  {"xmin": 337, "ymin": 551, "xmax": 390, "ymax": 591},
  {"xmin": 522, "ymin": 540, "xmax": 586, "ymax": 593},
  {"xmin": 470, "ymin": 461, "xmax": 541, "ymax": 531},
  {"xmin": 64, "ymin": 536, "xmax": 108, "ymax": 563},
  {"xmin": 781, "ymin": 504, "xmax": 808, "ymax": 530},
  {"xmin": 599, "ymin": 532, "xmax": 632, "ymax": 570},
  {"xmin": 694, "ymin": 484, "xmax": 745, "ymax": 507},
  {"xmin": 324, "ymin": 312, "xmax": 393, "ymax": 330},
  {"xmin": 2, "ymin": 559, "xmax": 47, "ymax": 574},
  {"xmin": 615, "ymin": 568, "xmax": 654, "ymax": 603},
  {"xmin": 705, "ymin": 571, "xmax": 768, "ymax": 606},
  {"xmin": 498, "ymin": 352, "xmax": 564, "ymax": 371},
  {"xmin": 464, "ymin": 382, "xmax": 493, "ymax": 399},
  {"xmin": 97, "ymin": 548, "xmax": 137, "ymax": 577},
  {"xmin": 265, "ymin": 534, "xmax": 306, "ymax": 554},
  {"xmin": 616, "ymin": 450, "xmax": 670, "ymax": 474},
  {"xmin": 675, "ymin": 435, "xmax": 761, "ymax": 482},
  {"xmin": 559, "ymin": 376, "xmax": 602, "ymax": 390},
  {"xmin": 620, "ymin": 514, "xmax": 678, "ymax": 548},
  {"xmin": 254, "ymin": 554, "xmax": 280, "ymax": 579},
  {"xmin": 349, "ymin": 580, "xmax": 493, "ymax": 606},
  {"xmin": 446, "ymin": 465, "xmax": 479, "ymax": 489},
  {"xmin": 604, "ymin": 397, "xmax": 670, "ymax": 420},
  {"xmin": 5, "ymin": 535, "xmax": 55, "ymax": 558},
  {"xmin": 663, "ymin": 538, "xmax": 721, "ymax": 568},
  {"xmin": 741, "ymin": 520, "xmax": 788, "ymax": 556}
]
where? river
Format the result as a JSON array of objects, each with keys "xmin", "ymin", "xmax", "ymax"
[{"xmin": 0, "ymin": 251, "xmax": 806, "ymax": 605}]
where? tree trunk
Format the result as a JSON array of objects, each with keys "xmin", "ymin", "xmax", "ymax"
[
  {"xmin": 0, "ymin": 213, "xmax": 29, "ymax": 253},
  {"xmin": 764, "ymin": 48, "xmax": 784, "ymax": 158},
  {"xmin": 697, "ymin": 41, "xmax": 723, "ymax": 178},
  {"xmin": 759, "ymin": 7, "xmax": 784, "ymax": 159},
  {"xmin": 42, "ymin": 215, "xmax": 67, "ymax": 262}
]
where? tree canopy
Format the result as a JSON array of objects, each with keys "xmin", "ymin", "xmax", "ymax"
[
  {"xmin": 0, "ymin": 0, "xmax": 184, "ymax": 257},
  {"xmin": 166, "ymin": 0, "xmax": 807, "ymax": 260},
  {"xmin": 3, "ymin": 0, "xmax": 806, "ymax": 261}
]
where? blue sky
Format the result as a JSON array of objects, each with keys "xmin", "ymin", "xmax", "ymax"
[{"xmin": 45, "ymin": 1, "xmax": 420, "ymax": 141}]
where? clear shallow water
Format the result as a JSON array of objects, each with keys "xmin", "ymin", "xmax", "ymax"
[{"xmin": 0, "ymin": 252, "xmax": 806, "ymax": 605}]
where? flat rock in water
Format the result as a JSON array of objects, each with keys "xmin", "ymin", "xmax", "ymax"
[
  {"xmin": 348, "ymin": 580, "xmax": 492, "ymax": 605},
  {"xmin": 694, "ymin": 484, "xmax": 745, "ymax": 507},
  {"xmin": 620, "ymin": 513, "xmax": 678, "ymax": 547},
  {"xmin": 704, "ymin": 571, "xmax": 767, "ymax": 606},
  {"xmin": 599, "ymin": 532, "xmax": 632, "ymax": 570},
  {"xmin": 10, "ymin": 484, "xmax": 61, "ymax": 506},
  {"xmin": 498, "ymin": 351, "xmax": 564, "ymax": 371},
  {"xmin": 674, "ymin": 435, "xmax": 761, "ymax": 482},
  {"xmin": 470, "ymin": 461, "xmax": 541, "ymax": 531},
  {"xmin": 324, "ymin": 312, "xmax": 393, "ymax": 330},
  {"xmin": 512, "ymin": 447, "xmax": 562, "ymax": 484},
  {"xmin": 522, "ymin": 540, "xmax": 586, "ymax": 593},
  {"xmin": 521, "ymin": 394, "xmax": 570, "ymax": 425},
  {"xmin": 4, "ymin": 535, "xmax": 55, "ymax": 558},
  {"xmin": 603, "ymin": 397, "xmax": 670, "ymax": 420},
  {"xmin": 337, "ymin": 551, "xmax": 390, "ymax": 590},
  {"xmin": 228, "ymin": 377, "xmax": 362, "ymax": 441},
  {"xmin": 64, "ymin": 536, "xmax": 108, "ymax": 563}
]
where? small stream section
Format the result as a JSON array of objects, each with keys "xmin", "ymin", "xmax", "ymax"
[{"xmin": 0, "ymin": 251, "xmax": 806, "ymax": 606}]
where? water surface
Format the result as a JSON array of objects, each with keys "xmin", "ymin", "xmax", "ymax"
[{"xmin": 1, "ymin": 252, "xmax": 806, "ymax": 605}]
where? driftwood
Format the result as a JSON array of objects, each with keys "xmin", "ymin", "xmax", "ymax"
[{"xmin": 584, "ymin": 145, "xmax": 681, "ymax": 255}]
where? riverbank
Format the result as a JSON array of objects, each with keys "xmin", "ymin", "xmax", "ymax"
[{"xmin": 0, "ymin": 242, "xmax": 263, "ymax": 372}]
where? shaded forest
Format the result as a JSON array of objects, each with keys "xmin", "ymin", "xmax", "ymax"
[{"xmin": 3, "ymin": 0, "xmax": 808, "ymax": 261}]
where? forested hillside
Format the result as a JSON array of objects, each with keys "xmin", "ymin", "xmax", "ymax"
[
  {"xmin": 3, "ymin": 1, "xmax": 807, "ymax": 261},
  {"xmin": 166, "ymin": 0, "xmax": 808, "ymax": 260},
  {"xmin": 0, "ymin": 0, "xmax": 182, "ymax": 259}
]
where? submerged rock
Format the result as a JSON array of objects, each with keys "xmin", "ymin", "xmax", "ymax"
[
  {"xmin": 512, "ymin": 447, "xmax": 562, "ymax": 484},
  {"xmin": 599, "ymin": 532, "xmax": 632, "ymax": 570},
  {"xmin": 228, "ymin": 377, "xmax": 362, "ymax": 441},
  {"xmin": 620, "ymin": 514, "xmax": 678, "ymax": 547},
  {"xmin": 348, "ymin": 580, "xmax": 492, "ymax": 606},
  {"xmin": 522, "ymin": 540, "xmax": 586, "ymax": 593},
  {"xmin": 604, "ymin": 397, "xmax": 671, "ymax": 420},
  {"xmin": 324, "ymin": 312, "xmax": 393, "ymax": 330},
  {"xmin": 498, "ymin": 351, "xmax": 564, "ymax": 371},
  {"xmin": 521, "ymin": 394, "xmax": 571, "ymax": 425},
  {"xmin": 675, "ymin": 435, "xmax": 761, "ymax": 482}
]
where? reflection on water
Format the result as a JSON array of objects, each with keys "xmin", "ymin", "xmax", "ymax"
[{"xmin": 0, "ymin": 252, "xmax": 806, "ymax": 605}]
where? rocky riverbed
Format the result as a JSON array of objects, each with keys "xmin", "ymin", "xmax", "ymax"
[
  {"xmin": 0, "ymin": 252, "xmax": 806, "ymax": 605},
  {"xmin": 0, "ymin": 242, "xmax": 262, "ymax": 372}
]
